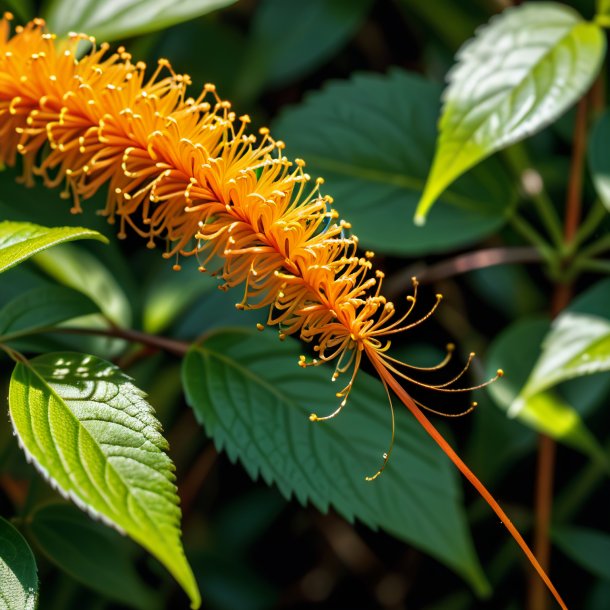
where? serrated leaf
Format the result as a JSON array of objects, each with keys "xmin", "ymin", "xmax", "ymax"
[
  {"xmin": 183, "ymin": 329, "xmax": 490, "ymax": 595},
  {"xmin": 416, "ymin": 2, "xmax": 606, "ymax": 222},
  {"xmin": 0, "ymin": 286, "xmax": 99, "ymax": 342},
  {"xmin": 29, "ymin": 503, "xmax": 159, "ymax": 610},
  {"xmin": 0, "ymin": 516, "xmax": 38, "ymax": 610},
  {"xmin": 273, "ymin": 69, "xmax": 516, "ymax": 255},
  {"xmin": 9, "ymin": 352, "xmax": 200, "ymax": 609},
  {"xmin": 553, "ymin": 525, "xmax": 610, "ymax": 581},
  {"xmin": 588, "ymin": 110, "xmax": 610, "ymax": 212},
  {"xmin": 0, "ymin": 221, "xmax": 106, "ymax": 274},
  {"xmin": 43, "ymin": 0, "xmax": 238, "ymax": 42}
]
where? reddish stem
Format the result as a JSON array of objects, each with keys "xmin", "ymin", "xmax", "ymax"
[{"xmin": 367, "ymin": 349, "xmax": 568, "ymax": 610}]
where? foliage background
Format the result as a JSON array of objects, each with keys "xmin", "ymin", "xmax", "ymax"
[{"xmin": 1, "ymin": 0, "xmax": 609, "ymax": 609}]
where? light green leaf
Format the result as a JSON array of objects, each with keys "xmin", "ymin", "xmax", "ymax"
[
  {"xmin": 0, "ymin": 286, "xmax": 99, "ymax": 342},
  {"xmin": 553, "ymin": 525, "xmax": 610, "ymax": 581},
  {"xmin": 518, "ymin": 312, "xmax": 610, "ymax": 397},
  {"xmin": 34, "ymin": 244, "xmax": 131, "ymax": 327},
  {"xmin": 416, "ymin": 2, "xmax": 606, "ymax": 223},
  {"xmin": 43, "ymin": 0, "xmax": 238, "ymax": 41},
  {"xmin": 0, "ymin": 517, "xmax": 38, "ymax": 610},
  {"xmin": 507, "ymin": 312, "xmax": 610, "ymax": 466},
  {"xmin": 183, "ymin": 329, "xmax": 490, "ymax": 595},
  {"xmin": 588, "ymin": 110, "xmax": 610, "ymax": 212},
  {"xmin": 29, "ymin": 503, "xmax": 159, "ymax": 610},
  {"xmin": 273, "ymin": 69, "xmax": 516, "ymax": 255},
  {"xmin": 9, "ymin": 352, "xmax": 200, "ymax": 609},
  {"xmin": 598, "ymin": 0, "xmax": 610, "ymax": 25},
  {"xmin": 0, "ymin": 221, "xmax": 106, "ymax": 274},
  {"xmin": 238, "ymin": 0, "xmax": 373, "ymax": 100}
]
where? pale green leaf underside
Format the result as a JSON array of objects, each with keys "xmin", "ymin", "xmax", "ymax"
[
  {"xmin": 0, "ymin": 517, "xmax": 38, "ymax": 610},
  {"xmin": 508, "ymin": 313, "xmax": 610, "ymax": 466},
  {"xmin": 416, "ymin": 2, "xmax": 606, "ymax": 222},
  {"xmin": 9, "ymin": 352, "xmax": 200, "ymax": 609},
  {"xmin": 183, "ymin": 329, "xmax": 490, "ymax": 595},
  {"xmin": 43, "ymin": 0, "xmax": 238, "ymax": 42},
  {"xmin": 0, "ymin": 221, "xmax": 107, "ymax": 274}
]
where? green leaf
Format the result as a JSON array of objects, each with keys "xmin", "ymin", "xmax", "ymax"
[
  {"xmin": 0, "ymin": 286, "xmax": 99, "ymax": 342},
  {"xmin": 183, "ymin": 329, "xmax": 490, "ymax": 595},
  {"xmin": 588, "ymin": 110, "xmax": 610, "ymax": 212},
  {"xmin": 0, "ymin": 516, "xmax": 38, "ymax": 610},
  {"xmin": 29, "ymin": 503, "xmax": 159, "ymax": 610},
  {"xmin": 238, "ymin": 0, "xmax": 373, "ymax": 100},
  {"xmin": 507, "ymin": 312, "xmax": 610, "ymax": 466},
  {"xmin": 43, "ymin": 0, "xmax": 238, "ymax": 41},
  {"xmin": 33, "ymin": 244, "xmax": 131, "ymax": 327},
  {"xmin": 415, "ymin": 2, "xmax": 606, "ymax": 222},
  {"xmin": 3, "ymin": 0, "xmax": 34, "ymax": 21},
  {"xmin": 0, "ymin": 221, "xmax": 107, "ymax": 274},
  {"xmin": 598, "ymin": 0, "xmax": 610, "ymax": 25},
  {"xmin": 9, "ymin": 352, "xmax": 200, "ymax": 609},
  {"xmin": 273, "ymin": 69, "xmax": 516, "ymax": 255},
  {"xmin": 553, "ymin": 525, "xmax": 610, "ymax": 581}
]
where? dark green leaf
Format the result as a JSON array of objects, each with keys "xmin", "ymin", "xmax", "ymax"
[
  {"xmin": 239, "ymin": 0, "xmax": 373, "ymax": 99},
  {"xmin": 43, "ymin": 0, "xmax": 238, "ymax": 42},
  {"xmin": 183, "ymin": 329, "xmax": 490, "ymax": 595},
  {"xmin": 0, "ymin": 221, "xmax": 106, "ymax": 274},
  {"xmin": 588, "ymin": 110, "xmax": 610, "ymax": 212},
  {"xmin": 3, "ymin": 0, "xmax": 34, "ymax": 20},
  {"xmin": 416, "ymin": 2, "xmax": 606, "ymax": 221},
  {"xmin": 0, "ymin": 286, "xmax": 99, "ymax": 341},
  {"xmin": 29, "ymin": 503, "xmax": 158, "ymax": 610},
  {"xmin": 0, "ymin": 516, "xmax": 38, "ymax": 610},
  {"xmin": 9, "ymin": 352, "xmax": 200, "ymax": 608},
  {"xmin": 553, "ymin": 525, "xmax": 610, "ymax": 581},
  {"xmin": 273, "ymin": 69, "xmax": 515, "ymax": 255}
]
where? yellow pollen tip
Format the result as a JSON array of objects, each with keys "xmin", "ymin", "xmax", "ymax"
[
  {"xmin": 309, "ymin": 414, "xmax": 319, "ymax": 422},
  {"xmin": 497, "ymin": 369, "xmax": 504, "ymax": 377},
  {"xmin": 256, "ymin": 323, "xmax": 264, "ymax": 331},
  {"xmin": 172, "ymin": 264, "xmax": 181, "ymax": 271}
]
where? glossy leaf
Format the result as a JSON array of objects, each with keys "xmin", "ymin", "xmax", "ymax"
[
  {"xmin": 43, "ymin": 0, "xmax": 238, "ymax": 42},
  {"xmin": 0, "ymin": 286, "xmax": 99, "ymax": 341},
  {"xmin": 273, "ymin": 69, "xmax": 515, "ymax": 255},
  {"xmin": 588, "ymin": 110, "xmax": 610, "ymax": 212},
  {"xmin": 0, "ymin": 221, "xmax": 106, "ymax": 274},
  {"xmin": 9, "ymin": 352, "xmax": 200, "ymax": 609},
  {"xmin": 29, "ymin": 503, "xmax": 158, "ymax": 610},
  {"xmin": 239, "ymin": 0, "xmax": 373, "ymax": 99},
  {"xmin": 183, "ymin": 329, "xmax": 490, "ymax": 595},
  {"xmin": 505, "ymin": 312, "xmax": 610, "ymax": 466},
  {"xmin": 0, "ymin": 517, "xmax": 38, "ymax": 610},
  {"xmin": 553, "ymin": 525, "xmax": 610, "ymax": 581},
  {"xmin": 416, "ymin": 2, "xmax": 606, "ymax": 222}
]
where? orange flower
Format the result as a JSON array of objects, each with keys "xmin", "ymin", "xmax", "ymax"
[{"xmin": 0, "ymin": 15, "xmax": 566, "ymax": 609}]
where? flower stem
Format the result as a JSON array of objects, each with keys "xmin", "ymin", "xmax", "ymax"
[{"xmin": 367, "ymin": 349, "xmax": 568, "ymax": 610}]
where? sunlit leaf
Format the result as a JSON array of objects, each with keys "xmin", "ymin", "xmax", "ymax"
[
  {"xmin": 416, "ymin": 2, "xmax": 606, "ymax": 222},
  {"xmin": 0, "ymin": 221, "xmax": 106, "ymax": 274},
  {"xmin": 9, "ymin": 352, "xmax": 200, "ymax": 609},
  {"xmin": 553, "ymin": 525, "xmax": 610, "ymax": 581},
  {"xmin": 506, "ymin": 312, "xmax": 610, "ymax": 467},
  {"xmin": 0, "ymin": 286, "xmax": 99, "ymax": 342},
  {"xmin": 588, "ymin": 110, "xmax": 610, "ymax": 212},
  {"xmin": 0, "ymin": 516, "xmax": 38, "ymax": 610},
  {"xmin": 183, "ymin": 329, "xmax": 490, "ymax": 595},
  {"xmin": 43, "ymin": 0, "xmax": 238, "ymax": 42},
  {"xmin": 29, "ymin": 503, "xmax": 159, "ymax": 610},
  {"xmin": 273, "ymin": 69, "xmax": 515, "ymax": 255}
]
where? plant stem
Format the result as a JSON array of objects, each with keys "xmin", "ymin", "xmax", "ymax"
[
  {"xmin": 508, "ymin": 215, "xmax": 555, "ymax": 262},
  {"xmin": 528, "ymin": 94, "xmax": 589, "ymax": 610},
  {"xmin": 572, "ymin": 199, "xmax": 608, "ymax": 250}
]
